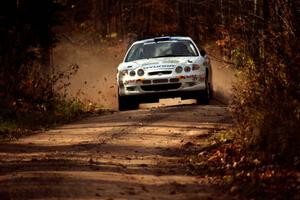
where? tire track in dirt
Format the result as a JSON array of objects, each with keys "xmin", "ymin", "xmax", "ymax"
[{"xmin": 0, "ymin": 104, "xmax": 233, "ymax": 200}]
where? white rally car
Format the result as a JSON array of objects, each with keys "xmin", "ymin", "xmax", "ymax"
[{"xmin": 117, "ymin": 36, "xmax": 212, "ymax": 110}]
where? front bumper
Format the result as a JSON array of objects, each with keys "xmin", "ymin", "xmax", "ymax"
[{"xmin": 118, "ymin": 72, "xmax": 206, "ymax": 97}]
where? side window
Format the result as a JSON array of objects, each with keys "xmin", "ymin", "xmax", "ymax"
[
  {"xmin": 125, "ymin": 44, "xmax": 143, "ymax": 62},
  {"xmin": 188, "ymin": 42, "xmax": 198, "ymax": 55}
]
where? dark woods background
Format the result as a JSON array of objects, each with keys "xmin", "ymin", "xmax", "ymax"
[
  {"xmin": 0, "ymin": 0, "xmax": 226, "ymax": 108},
  {"xmin": 0, "ymin": 0, "xmax": 299, "ymax": 162}
]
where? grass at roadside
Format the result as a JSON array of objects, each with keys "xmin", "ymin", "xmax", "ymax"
[{"xmin": 0, "ymin": 98, "xmax": 107, "ymax": 142}]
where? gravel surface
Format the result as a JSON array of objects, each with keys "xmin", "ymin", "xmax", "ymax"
[{"xmin": 0, "ymin": 103, "xmax": 233, "ymax": 200}]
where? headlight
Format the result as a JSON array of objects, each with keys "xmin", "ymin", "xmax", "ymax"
[
  {"xmin": 121, "ymin": 70, "xmax": 128, "ymax": 76},
  {"xmin": 129, "ymin": 70, "xmax": 136, "ymax": 76},
  {"xmin": 175, "ymin": 66, "xmax": 183, "ymax": 73},
  {"xmin": 184, "ymin": 66, "xmax": 191, "ymax": 72},
  {"xmin": 192, "ymin": 64, "xmax": 201, "ymax": 70},
  {"xmin": 137, "ymin": 69, "xmax": 144, "ymax": 76}
]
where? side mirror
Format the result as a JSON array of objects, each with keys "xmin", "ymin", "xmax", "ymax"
[{"xmin": 200, "ymin": 49, "xmax": 206, "ymax": 57}]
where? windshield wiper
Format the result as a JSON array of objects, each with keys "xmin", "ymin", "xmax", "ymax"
[{"xmin": 151, "ymin": 54, "xmax": 190, "ymax": 58}]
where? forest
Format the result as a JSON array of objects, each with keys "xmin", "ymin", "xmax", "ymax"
[{"xmin": 0, "ymin": 0, "xmax": 299, "ymax": 199}]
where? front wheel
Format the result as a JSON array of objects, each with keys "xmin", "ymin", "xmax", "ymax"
[
  {"xmin": 196, "ymin": 81, "xmax": 211, "ymax": 105},
  {"xmin": 118, "ymin": 95, "xmax": 139, "ymax": 111}
]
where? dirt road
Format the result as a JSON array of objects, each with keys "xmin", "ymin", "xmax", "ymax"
[{"xmin": 0, "ymin": 103, "xmax": 232, "ymax": 200}]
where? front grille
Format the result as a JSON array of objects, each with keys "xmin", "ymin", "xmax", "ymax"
[
  {"xmin": 148, "ymin": 71, "xmax": 172, "ymax": 76},
  {"xmin": 170, "ymin": 78, "xmax": 179, "ymax": 83},
  {"xmin": 141, "ymin": 83, "xmax": 181, "ymax": 91},
  {"xmin": 153, "ymin": 79, "xmax": 168, "ymax": 84},
  {"xmin": 142, "ymin": 80, "xmax": 151, "ymax": 84}
]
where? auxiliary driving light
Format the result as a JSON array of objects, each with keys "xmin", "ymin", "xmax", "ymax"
[
  {"xmin": 129, "ymin": 70, "xmax": 136, "ymax": 76},
  {"xmin": 137, "ymin": 69, "xmax": 144, "ymax": 76},
  {"xmin": 175, "ymin": 66, "xmax": 183, "ymax": 73},
  {"xmin": 184, "ymin": 66, "xmax": 191, "ymax": 72}
]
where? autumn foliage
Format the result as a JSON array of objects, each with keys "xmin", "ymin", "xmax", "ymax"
[
  {"xmin": 0, "ymin": 1, "xmax": 299, "ymax": 198},
  {"xmin": 1, "ymin": 0, "xmax": 299, "ymax": 162},
  {"xmin": 227, "ymin": 0, "xmax": 300, "ymax": 162}
]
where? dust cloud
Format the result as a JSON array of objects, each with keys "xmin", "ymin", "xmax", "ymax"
[
  {"xmin": 53, "ymin": 41, "xmax": 235, "ymax": 110},
  {"xmin": 210, "ymin": 60, "xmax": 235, "ymax": 104},
  {"xmin": 53, "ymin": 42, "xmax": 126, "ymax": 110}
]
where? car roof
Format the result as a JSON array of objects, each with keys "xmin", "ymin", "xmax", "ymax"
[{"xmin": 132, "ymin": 36, "xmax": 193, "ymax": 45}]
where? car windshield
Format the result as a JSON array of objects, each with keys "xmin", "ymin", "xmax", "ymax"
[{"xmin": 125, "ymin": 40, "xmax": 198, "ymax": 62}]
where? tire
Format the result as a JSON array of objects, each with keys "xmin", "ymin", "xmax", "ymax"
[
  {"xmin": 118, "ymin": 95, "xmax": 139, "ymax": 111},
  {"xmin": 196, "ymin": 80, "xmax": 210, "ymax": 105}
]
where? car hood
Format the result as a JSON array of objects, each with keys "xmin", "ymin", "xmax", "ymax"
[{"xmin": 118, "ymin": 57, "xmax": 202, "ymax": 71}]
